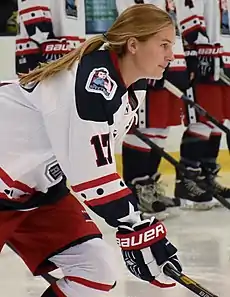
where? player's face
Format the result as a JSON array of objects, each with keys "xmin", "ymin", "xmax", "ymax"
[
  {"xmin": 167, "ymin": 0, "xmax": 175, "ymax": 10},
  {"xmin": 98, "ymin": 72, "xmax": 106, "ymax": 79},
  {"xmin": 221, "ymin": 0, "xmax": 228, "ymax": 10},
  {"xmin": 131, "ymin": 26, "xmax": 175, "ymax": 79}
]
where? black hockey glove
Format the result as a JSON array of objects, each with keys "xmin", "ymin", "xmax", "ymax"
[
  {"xmin": 40, "ymin": 38, "xmax": 72, "ymax": 63},
  {"xmin": 116, "ymin": 217, "xmax": 182, "ymax": 288},
  {"xmin": 196, "ymin": 44, "xmax": 223, "ymax": 81}
]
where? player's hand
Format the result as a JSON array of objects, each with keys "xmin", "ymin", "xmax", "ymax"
[
  {"xmin": 196, "ymin": 44, "xmax": 223, "ymax": 81},
  {"xmin": 116, "ymin": 217, "xmax": 182, "ymax": 288}
]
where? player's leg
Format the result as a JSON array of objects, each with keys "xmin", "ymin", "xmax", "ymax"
[
  {"xmin": 145, "ymin": 88, "xmax": 182, "ymax": 210},
  {"xmin": 8, "ymin": 193, "xmax": 116, "ymax": 297},
  {"xmin": 122, "ymin": 88, "xmax": 181, "ymax": 220},
  {"xmin": 198, "ymin": 85, "xmax": 230, "ymax": 200},
  {"xmin": 42, "ymin": 237, "xmax": 116, "ymax": 296},
  {"xmin": 122, "ymin": 128, "xmax": 169, "ymax": 220},
  {"xmin": 175, "ymin": 122, "xmax": 215, "ymax": 209},
  {"xmin": 175, "ymin": 84, "xmax": 222, "ymax": 209}
]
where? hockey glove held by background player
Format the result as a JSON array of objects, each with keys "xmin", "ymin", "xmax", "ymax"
[
  {"xmin": 116, "ymin": 217, "xmax": 182, "ymax": 288},
  {"xmin": 40, "ymin": 38, "xmax": 71, "ymax": 63},
  {"xmin": 197, "ymin": 44, "xmax": 223, "ymax": 81}
]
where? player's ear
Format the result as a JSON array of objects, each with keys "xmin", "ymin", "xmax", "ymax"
[{"xmin": 127, "ymin": 37, "xmax": 139, "ymax": 55}]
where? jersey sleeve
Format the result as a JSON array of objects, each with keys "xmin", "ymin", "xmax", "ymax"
[
  {"xmin": 17, "ymin": 0, "xmax": 55, "ymax": 43},
  {"xmin": 33, "ymin": 66, "xmax": 140, "ymax": 228}
]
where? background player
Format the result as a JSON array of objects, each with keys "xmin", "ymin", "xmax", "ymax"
[
  {"xmin": 16, "ymin": 0, "xmax": 85, "ymax": 74},
  {"xmin": 175, "ymin": 0, "xmax": 230, "ymax": 208}
]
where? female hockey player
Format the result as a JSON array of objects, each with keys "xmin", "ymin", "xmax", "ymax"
[{"xmin": 0, "ymin": 4, "xmax": 181, "ymax": 297}]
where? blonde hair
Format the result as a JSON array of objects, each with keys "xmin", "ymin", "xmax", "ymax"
[{"xmin": 20, "ymin": 4, "xmax": 173, "ymax": 85}]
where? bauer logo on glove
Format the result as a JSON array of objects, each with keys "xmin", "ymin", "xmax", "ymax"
[
  {"xmin": 116, "ymin": 217, "xmax": 182, "ymax": 288},
  {"xmin": 43, "ymin": 42, "xmax": 71, "ymax": 54},
  {"xmin": 116, "ymin": 221, "xmax": 166, "ymax": 250}
]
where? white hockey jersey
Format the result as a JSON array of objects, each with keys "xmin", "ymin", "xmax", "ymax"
[
  {"xmin": 16, "ymin": 0, "xmax": 85, "ymax": 73},
  {"xmin": 175, "ymin": 0, "xmax": 220, "ymax": 44},
  {"xmin": 116, "ymin": 0, "xmax": 188, "ymax": 89},
  {"xmin": 0, "ymin": 50, "xmax": 147, "ymax": 227}
]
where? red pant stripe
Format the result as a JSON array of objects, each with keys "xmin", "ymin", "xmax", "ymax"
[
  {"xmin": 66, "ymin": 276, "xmax": 113, "ymax": 292},
  {"xmin": 51, "ymin": 283, "xmax": 67, "ymax": 297}
]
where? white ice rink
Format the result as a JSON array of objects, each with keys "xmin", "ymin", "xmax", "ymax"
[{"xmin": 1, "ymin": 174, "xmax": 230, "ymax": 297}]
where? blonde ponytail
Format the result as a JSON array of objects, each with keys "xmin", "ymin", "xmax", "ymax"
[{"xmin": 20, "ymin": 35, "xmax": 105, "ymax": 85}]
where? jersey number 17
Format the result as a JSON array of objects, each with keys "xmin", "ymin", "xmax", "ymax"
[{"xmin": 91, "ymin": 133, "xmax": 112, "ymax": 167}]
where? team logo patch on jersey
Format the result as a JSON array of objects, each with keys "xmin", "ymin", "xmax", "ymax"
[{"xmin": 85, "ymin": 67, "xmax": 117, "ymax": 100}]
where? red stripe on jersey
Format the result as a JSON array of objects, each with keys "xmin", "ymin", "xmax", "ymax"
[
  {"xmin": 168, "ymin": 66, "xmax": 187, "ymax": 71},
  {"xmin": 187, "ymin": 130, "xmax": 210, "ymax": 140},
  {"xmin": 66, "ymin": 276, "xmax": 113, "ymax": 292},
  {"xmin": 180, "ymin": 15, "xmax": 203, "ymax": 26},
  {"xmin": 85, "ymin": 188, "xmax": 132, "ymax": 207},
  {"xmin": 0, "ymin": 192, "xmax": 9, "ymax": 199},
  {"xmin": 0, "ymin": 168, "xmax": 35, "ymax": 194},
  {"xmin": 19, "ymin": 6, "xmax": 50, "ymax": 15},
  {"xmin": 72, "ymin": 173, "xmax": 120, "ymax": 192},
  {"xmin": 173, "ymin": 54, "xmax": 185, "ymax": 59},
  {"xmin": 182, "ymin": 24, "xmax": 201, "ymax": 36},
  {"xmin": 143, "ymin": 133, "xmax": 167, "ymax": 139},
  {"xmin": 180, "ymin": 15, "xmax": 197, "ymax": 25},
  {"xmin": 24, "ymin": 17, "xmax": 51, "ymax": 26},
  {"xmin": 51, "ymin": 283, "xmax": 67, "ymax": 297},
  {"xmin": 202, "ymin": 122, "xmax": 214, "ymax": 129},
  {"xmin": 60, "ymin": 36, "xmax": 85, "ymax": 42},
  {"xmin": 16, "ymin": 38, "xmax": 30, "ymax": 44},
  {"xmin": 123, "ymin": 142, "xmax": 151, "ymax": 152}
]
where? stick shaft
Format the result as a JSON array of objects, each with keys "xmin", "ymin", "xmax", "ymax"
[{"xmin": 164, "ymin": 264, "xmax": 219, "ymax": 297}]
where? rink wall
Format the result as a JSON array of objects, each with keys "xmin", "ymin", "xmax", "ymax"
[{"xmin": 1, "ymin": 36, "xmax": 230, "ymax": 174}]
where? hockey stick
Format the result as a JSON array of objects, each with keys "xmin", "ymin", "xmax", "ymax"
[
  {"xmin": 164, "ymin": 79, "xmax": 230, "ymax": 135},
  {"xmin": 219, "ymin": 70, "xmax": 230, "ymax": 151},
  {"xmin": 162, "ymin": 79, "xmax": 230, "ymax": 208},
  {"xmin": 163, "ymin": 264, "xmax": 219, "ymax": 297},
  {"xmin": 133, "ymin": 128, "xmax": 187, "ymax": 174},
  {"xmin": 6, "ymin": 242, "xmax": 58, "ymax": 285},
  {"xmin": 132, "ymin": 127, "xmax": 230, "ymax": 209}
]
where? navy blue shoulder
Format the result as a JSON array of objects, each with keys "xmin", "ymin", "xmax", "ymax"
[{"xmin": 75, "ymin": 50, "xmax": 127, "ymax": 124}]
